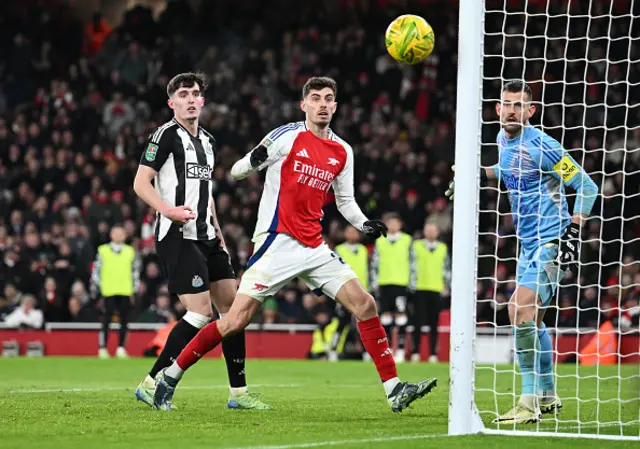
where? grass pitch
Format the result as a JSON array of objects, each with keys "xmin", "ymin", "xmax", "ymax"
[{"xmin": 1, "ymin": 358, "xmax": 638, "ymax": 449}]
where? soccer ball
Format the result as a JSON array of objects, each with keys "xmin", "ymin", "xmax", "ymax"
[{"xmin": 385, "ymin": 14, "xmax": 435, "ymax": 65}]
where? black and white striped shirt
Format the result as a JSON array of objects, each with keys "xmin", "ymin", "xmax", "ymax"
[{"xmin": 139, "ymin": 118, "xmax": 217, "ymax": 242}]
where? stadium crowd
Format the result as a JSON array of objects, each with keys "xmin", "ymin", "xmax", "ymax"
[{"xmin": 0, "ymin": 0, "xmax": 638, "ymax": 334}]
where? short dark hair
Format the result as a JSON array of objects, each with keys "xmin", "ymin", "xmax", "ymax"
[
  {"xmin": 302, "ymin": 76, "xmax": 337, "ymax": 100},
  {"xmin": 166, "ymin": 72, "xmax": 208, "ymax": 98},
  {"xmin": 383, "ymin": 211, "xmax": 402, "ymax": 222},
  {"xmin": 502, "ymin": 80, "xmax": 532, "ymax": 101}
]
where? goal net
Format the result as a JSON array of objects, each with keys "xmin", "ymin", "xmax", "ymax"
[{"xmin": 450, "ymin": 0, "xmax": 640, "ymax": 440}]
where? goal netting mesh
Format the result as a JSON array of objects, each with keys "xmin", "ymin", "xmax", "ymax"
[{"xmin": 474, "ymin": 0, "xmax": 640, "ymax": 439}]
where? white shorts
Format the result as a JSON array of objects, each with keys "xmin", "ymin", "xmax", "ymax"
[{"xmin": 237, "ymin": 233, "xmax": 358, "ymax": 301}]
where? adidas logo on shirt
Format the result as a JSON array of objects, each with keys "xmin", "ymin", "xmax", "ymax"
[{"xmin": 296, "ymin": 148, "xmax": 310, "ymax": 158}]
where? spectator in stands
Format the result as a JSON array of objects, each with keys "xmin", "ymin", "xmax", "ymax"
[
  {"xmin": 67, "ymin": 297, "xmax": 97, "ymax": 323},
  {"xmin": 3, "ymin": 295, "xmax": 44, "ymax": 329},
  {"xmin": 257, "ymin": 298, "xmax": 286, "ymax": 325},
  {"xmin": 137, "ymin": 288, "xmax": 173, "ymax": 323},
  {"xmin": 0, "ymin": 295, "xmax": 14, "ymax": 320},
  {"xmin": 83, "ymin": 13, "xmax": 113, "ymax": 57},
  {"xmin": 40, "ymin": 276, "xmax": 64, "ymax": 322},
  {"xmin": 3, "ymin": 284, "xmax": 23, "ymax": 308},
  {"xmin": 103, "ymin": 92, "xmax": 135, "ymax": 140}
]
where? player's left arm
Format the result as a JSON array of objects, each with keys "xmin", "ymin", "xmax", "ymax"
[
  {"xmin": 534, "ymin": 134, "xmax": 599, "ymax": 268},
  {"xmin": 210, "ymin": 198, "xmax": 227, "ymax": 250},
  {"xmin": 332, "ymin": 149, "xmax": 368, "ymax": 230},
  {"xmin": 443, "ymin": 247, "xmax": 452, "ymax": 294},
  {"xmin": 536, "ymin": 134, "xmax": 599, "ymax": 225},
  {"xmin": 408, "ymin": 241, "xmax": 417, "ymax": 293},
  {"xmin": 90, "ymin": 250, "xmax": 102, "ymax": 299},
  {"xmin": 332, "ymin": 146, "xmax": 387, "ymax": 239},
  {"xmin": 131, "ymin": 251, "xmax": 141, "ymax": 294}
]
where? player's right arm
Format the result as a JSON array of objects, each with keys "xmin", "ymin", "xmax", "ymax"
[
  {"xmin": 230, "ymin": 129, "xmax": 288, "ymax": 180},
  {"xmin": 445, "ymin": 165, "xmax": 497, "ymax": 200},
  {"xmin": 133, "ymin": 132, "xmax": 195, "ymax": 225},
  {"xmin": 370, "ymin": 246, "xmax": 380, "ymax": 293},
  {"xmin": 90, "ymin": 249, "xmax": 102, "ymax": 298}
]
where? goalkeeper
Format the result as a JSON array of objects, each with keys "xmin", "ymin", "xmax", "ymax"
[{"xmin": 447, "ymin": 81, "xmax": 598, "ymax": 424}]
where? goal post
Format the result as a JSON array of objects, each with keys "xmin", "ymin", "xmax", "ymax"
[
  {"xmin": 449, "ymin": 0, "xmax": 640, "ymax": 440},
  {"xmin": 449, "ymin": 0, "xmax": 485, "ymax": 437}
]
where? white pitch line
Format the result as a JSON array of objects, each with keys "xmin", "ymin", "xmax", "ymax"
[
  {"xmin": 550, "ymin": 421, "xmax": 639, "ymax": 430},
  {"xmin": 228, "ymin": 434, "xmax": 449, "ymax": 449},
  {"xmin": 7, "ymin": 384, "xmax": 303, "ymax": 394}
]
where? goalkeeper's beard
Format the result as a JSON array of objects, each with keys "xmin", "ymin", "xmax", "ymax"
[{"xmin": 503, "ymin": 122, "xmax": 523, "ymax": 137}]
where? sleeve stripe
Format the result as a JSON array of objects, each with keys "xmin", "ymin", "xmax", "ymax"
[
  {"xmin": 546, "ymin": 151, "xmax": 561, "ymax": 164},
  {"xmin": 151, "ymin": 120, "xmax": 175, "ymax": 143},
  {"xmin": 267, "ymin": 123, "xmax": 295, "ymax": 140},
  {"xmin": 531, "ymin": 137, "xmax": 562, "ymax": 163},
  {"xmin": 269, "ymin": 123, "xmax": 302, "ymax": 141}
]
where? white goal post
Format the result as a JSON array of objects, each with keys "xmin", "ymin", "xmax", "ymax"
[{"xmin": 449, "ymin": 0, "xmax": 639, "ymax": 441}]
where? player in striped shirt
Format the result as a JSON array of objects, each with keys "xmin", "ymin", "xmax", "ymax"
[
  {"xmin": 447, "ymin": 81, "xmax": 598, "ymax": 423},
  {"xmin": 133, "ymin": 72, "xmax": 270, "ymax": 410},
  {"xmin": 153, "ymin": 76, "xmax": 437, "ymax": 413}
]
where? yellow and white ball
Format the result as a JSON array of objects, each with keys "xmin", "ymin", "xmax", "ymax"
[{"xmin": 385, "ymin": 14, "xmax": 435, "ymax": 65}]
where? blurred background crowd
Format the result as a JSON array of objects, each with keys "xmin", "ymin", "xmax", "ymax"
[{"xmin": 0, "ymin": 0, "xmax": 638, "ymax": 335}]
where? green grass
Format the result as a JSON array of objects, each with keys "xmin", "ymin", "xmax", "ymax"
[{"xmin": 0, "ymin": 358, "xmax": 638, "ymax": 449}]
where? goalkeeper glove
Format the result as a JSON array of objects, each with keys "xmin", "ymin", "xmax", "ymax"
[
  {"xmin": 362, "ymin": 220, "xmax": 387, "ymax": 239},
  {"xmin": 445, "ymin": 165, "xmax": 455, "ymax": 200},
  {"xmin": 250, "ymin": 144, "xmax": 269, "ymax": 168},
  {"xmin": 558, "ymin": 222, "xmax": 581, "ymax": 273}
]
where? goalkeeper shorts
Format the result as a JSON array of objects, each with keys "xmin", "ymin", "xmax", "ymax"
[{"xmin": 516, "ymin": 241, "xmax": 567, "ymax": 307}]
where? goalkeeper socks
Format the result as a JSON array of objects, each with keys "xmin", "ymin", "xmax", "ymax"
[
  {"xmin": 357, "ymin": 316, "xmax": 398, "ymax": 382},
  {"xmin": 221, "ymin": 331, "xmax": 247, "ymax": 388},
  {"xmin": 175, "ymin": 320, "xmax": 223, "ymax": 372},
  {"xmin": 538, "ymin": 322, "xmax": 555, "ymax": 393},
  {"xmin": 515, "ymin": 321, "xmax": 540, "ymax": 395},
  {"xmin": 149, "ymin": 317, "xmax": 201, "ymax": 378}
]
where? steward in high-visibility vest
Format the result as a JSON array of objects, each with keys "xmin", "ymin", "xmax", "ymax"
[
  {"xmin": 409, "ymin": 222, "xmax": 450, "ymax": 362},
  {"xmin": 327, "ymin": 225, "xmax": 370, "ymax": 360},
  {"xmin": 335, "ymin": 230, "xmax": 369, "ymax": 291},
  {"xmin": 91, "ymin": 225, "xmax": 139, "ymax": 359},
  {"xmin": 370, "ymin": 213, "xmax": 415, "ymax": 362}
]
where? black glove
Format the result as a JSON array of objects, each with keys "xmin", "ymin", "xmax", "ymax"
[
  {"xmin": 250, "ymin": 144, "xmax": 269, "ymax": 168},
  {"xmin": 362, "ymin": 220, "xmax": 387, "ymax": 239},
  {"xmin": 558, "ymin": 222, "xmax": 581, "ymax": 272}
]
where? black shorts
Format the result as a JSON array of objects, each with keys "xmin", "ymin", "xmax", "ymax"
[
  {"xmin": 156, "ymin": 235, "xmax": 235, "ymax": 295},
  {"xmin": 378, "ymin": 285, "xmax": 408, "ymax": 314},
  {"xmin": 409, "ymin": 290, "xmax": 441, "ymax": 327}
]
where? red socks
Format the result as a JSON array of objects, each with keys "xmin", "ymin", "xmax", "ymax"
[
  {"xmin": 176, "ymin": 320, "xmax": 223, "ymax": 370},
  {"xmin": 357, "ymin": 316, "xmax": 398, "ymax": 382},
  {"xmin": 176, "ymin": 317, "xmax": 398, "ymax": 383}
]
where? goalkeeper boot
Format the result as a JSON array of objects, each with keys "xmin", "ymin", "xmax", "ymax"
[
  {"xmin": 493, "ymin": 394, "xmax": 541, "ymax": 424},
  {"xmin": 539, "ymin": 392, "xmax": 563, "ymax": 414},
  {"xmin": 153, "ymin": 368, "xmax": 178, "ymax": 411},
  {"xmin": 387, "ymin": 378, "xmax": 438, "ymax": 413},
  {"xmin": 135, "ymin": 374, "xmax": 155, "ymax": 407},
  {"xmin": 228, "ymin": 389, "xmax": 273, "ymax": 410}
]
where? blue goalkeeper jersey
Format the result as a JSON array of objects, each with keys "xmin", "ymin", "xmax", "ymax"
[{"xmin": 493, "ymin": 125, "xmax": 598, "ymax": 250}]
